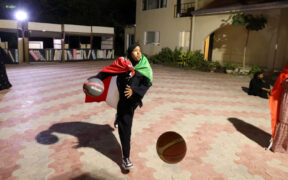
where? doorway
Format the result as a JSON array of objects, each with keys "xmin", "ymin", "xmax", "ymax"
[{"xmin": 204, "ymin": 32, "xmax": 214, "ymax": 61}]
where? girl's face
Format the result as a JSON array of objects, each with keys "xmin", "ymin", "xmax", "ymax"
[
  {"xmin": 258, "ymin": 73, "xmax": 264, "ymax": 79},
  {"xmin": 131, "ymin": 46, "xmax": 142, "ymax": 61}
]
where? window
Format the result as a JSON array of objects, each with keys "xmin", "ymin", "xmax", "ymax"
[
  {"xmin": 126, "ymin": 34, "xmax": 135, "ymax": 49},
  {"xmin": 142, "ymin": 0, "xmax": 167, "ymax": 10},
  {"xmin": 29, "ymin": 41, "xmax": 43, "ymax": 49},
  {"xmin": 144, "ymin": 31, "xmax": 160, "ymax": 45},
  {"xmin": 53, "ymin": 39, "xmax": 62, "ymax": 49},
  {"xmin": 179, "ymin": 31, "xmax": 190, "ymax": 48}
]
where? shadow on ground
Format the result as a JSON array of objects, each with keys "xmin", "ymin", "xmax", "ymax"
[
  {"xmin": 228, "ymin": 118, "xmax": 271, "ymax": 148},
  {"xmin": 36, "ymin": 122, "xmax": 129, "ymax": 174},
  {"xmin": 49, "ymin": 171, "xmax": 124, "ymax": 180},
  {"xmin": 241, "ymin": 87, "xmax": 249, "ymax": 94}
]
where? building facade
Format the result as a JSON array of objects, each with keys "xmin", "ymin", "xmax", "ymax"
[
  {"xmin": 0, "ymin": 20, "xmax": 114, "ymax": 63},
  {"xmin": 134, "ymin": 0, "xmax": 193, "ymax": 55},
  {"xmin": 126, "ymin": 0, "xmax": 288, "ymax": 71}
]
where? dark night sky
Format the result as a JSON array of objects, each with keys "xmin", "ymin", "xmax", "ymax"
[
  {"xmin": 0, "ymin": 0, "xmax": 136, "ymax": 54},
  {"xmin": 0, "ymin": 0, "xmax": 136, "ymax": 26}
]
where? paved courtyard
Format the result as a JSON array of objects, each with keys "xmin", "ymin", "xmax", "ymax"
[{"xmin": 0, "ymin": 61, "xmax": 287, "ymax": 180}]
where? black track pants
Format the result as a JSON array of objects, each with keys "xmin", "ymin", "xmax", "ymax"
[{"xmin": 116, "ymin": 99, "xmax": 136, "ymax": 159}]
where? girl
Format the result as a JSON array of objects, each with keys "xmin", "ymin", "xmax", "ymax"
[{"xmin": 85, "ymin": 44, "xmax": 152, "ymax": 169}]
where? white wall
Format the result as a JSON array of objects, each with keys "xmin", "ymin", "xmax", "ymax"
[
  {"xmin": 136, "ymin": 0, "xmax": 192, "ymax": 56},
  {"xmin": 0, "ymin": 20, "xmax": 17, "ymax": 29},
  {"xmin": 28, "ymin": 22, "xmax": 62, "ymax": 32},
  {"xmin": 92, "ymin": 26, "xmax": 114, "ymax": 35},
  {"xmin": 64, "ymin": 24, "xmax": 91, "ymax": 34},
  {"xmin": 274, "ymin": 8, "xmax": 288, "ymax": 70},
  {"xmin": 190, "ymin": 8, "xmax": 288, "ymax": 70}
]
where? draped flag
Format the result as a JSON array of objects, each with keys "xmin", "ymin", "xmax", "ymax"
[{"xmin": 84, "ymin": 55, "xmax": 153, "ymax": 109}]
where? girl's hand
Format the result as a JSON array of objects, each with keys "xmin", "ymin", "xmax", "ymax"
[{"xmin": 124, "ymin": 85, "xmax": 133, "ymax": 98}]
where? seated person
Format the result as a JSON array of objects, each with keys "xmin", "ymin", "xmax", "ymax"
[
  {"xmin": 248, "ymin": 71, "xmax": 271, "ymax": 99},
  {"xmin": 0, "ymin": 47, "xmax": 12, "ymax": 91}
]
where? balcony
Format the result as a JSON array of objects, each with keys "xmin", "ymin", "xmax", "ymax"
[{"xmin": 174, "ymin": 2, "xmax": 195, "ymax": 18}]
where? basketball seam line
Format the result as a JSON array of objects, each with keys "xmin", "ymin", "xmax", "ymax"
[{"xmin": 157, "ymin": 138, "xmax": 184, "ymax": 155}]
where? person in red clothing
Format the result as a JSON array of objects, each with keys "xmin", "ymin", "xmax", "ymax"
[{"xmin": 267, "ymin": 64, "xmax": 288, "ymax": 153}]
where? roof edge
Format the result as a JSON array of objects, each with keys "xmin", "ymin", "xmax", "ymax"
[{"xmin": 192, "ymin": 1, "xmax": 288, "ymax": 16}]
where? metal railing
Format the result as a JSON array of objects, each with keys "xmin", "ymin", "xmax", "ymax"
[{"xmin": 174, "ymin": 2, "xmax": 195, "ymax": 18}]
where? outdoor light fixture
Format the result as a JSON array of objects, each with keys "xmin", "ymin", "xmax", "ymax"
[
  {"xmin": 15, "ymin": 10, "xmax": 28, "ymax": 62},
  {"xmin": 15, "ymin": 10, "xmax": 28, "ymax": 21}
]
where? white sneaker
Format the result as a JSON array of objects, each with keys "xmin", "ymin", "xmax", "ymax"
[{"xmin": 122, "ymin": 158, "xmax": 133, "ymax": 170}]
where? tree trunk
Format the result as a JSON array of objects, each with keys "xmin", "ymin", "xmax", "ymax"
[{"xmin": 243, "ymin": 30, "xmax": 250, "ymax": 69}]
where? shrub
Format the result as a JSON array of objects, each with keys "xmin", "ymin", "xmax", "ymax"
[
  {"xmin": 158, "ymin": 47, "xmax": 174, "ymax": 63},
  {"xmin": 224, "ymin": 62, "xmax": 237, "ymax": 70},
  {"xmin": 250, "ymin": 64, "xmax": 262, "ymax": 74},
  {"xmin": 249, "ymin": 64, "xmax": 262, "ymax": 78},
  {"xmin": 208, "ymin": 61, "xmax": 222, "ymax": 72},
  {"xmin": 150, "ymin": 54, "xmax": 161, "ymax": 64},
  {"xmin": 188, "ymin": 50, "xmax": 205, "ymax": 69},
  {"xmin": 150, "ymin": 47, "xmax": 175, "ymax": 64},
  {"xmin": 148, "ymin": 48, "xmax": 243, "ymax": 74}
]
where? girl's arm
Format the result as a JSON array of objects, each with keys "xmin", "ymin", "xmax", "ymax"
[
  {"xmin": 130, "ymin": 71, "xmax": 152, "ymax": 98},
  {"xmin": 88, "ymin": 72, "xmax": 115, "ymax": 81}
]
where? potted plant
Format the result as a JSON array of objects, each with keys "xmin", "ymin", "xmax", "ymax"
[
  {"xmin": 249, "ymin": 64, "xmax": 262, "ymax": 78},
  {"xmin": 224, "ymin": 62, "xmax": 236, "ymax": 74},
  {"xmin": 208, "ymin": 61, "xmax": 221, "ymax": 72}
]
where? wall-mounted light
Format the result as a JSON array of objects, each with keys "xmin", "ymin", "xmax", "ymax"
[{"xmin": 15, "ymin": 10, "xmax": 28, "ymax": 21}]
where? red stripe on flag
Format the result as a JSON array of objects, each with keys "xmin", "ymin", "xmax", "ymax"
[{"xmin": 85, "ymin": 76, "xmax": 112, "ymax": 103}]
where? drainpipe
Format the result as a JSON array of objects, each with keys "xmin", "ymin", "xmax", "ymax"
[
  {"xmin": 272, "ymin": 11, "xmax": 281, "ymax": 72},
  {"xmin": 90, "ymin": 26, "xmax": 93, "ymax": 50},
  {"xmin": 177, "ymin": 0, "xmax": 181, "ymax": 17},
  {"xmin": 61, "ymin": 24, "xmax": 65, "ymax": 61},
  {"xmin": 189, "ymin": 15, "xmax": 196, "ymax": 51},
  {"xmin": 189, "ymin": 0, "xmax": 198, "ymax": 51}
]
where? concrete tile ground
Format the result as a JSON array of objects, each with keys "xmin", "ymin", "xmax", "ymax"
[{"xmin": 0, "ymin": 61, "xmax": 287, "ymax": 180}]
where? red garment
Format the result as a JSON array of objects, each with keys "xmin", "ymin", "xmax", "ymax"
[
  {"xmin": 85, "ymin": 57, "xmax": 135, "ymax": 103},
  {"xmin": 269, "ymin": 64, "xmax": 288, "ymax": 137},
  {"xmin": 85, "ymin": 76, "xmax": 112, "ymax": 103},
  {"xmin": 100, "ymin": 57, "xmax": 135, "ymax": 75}
]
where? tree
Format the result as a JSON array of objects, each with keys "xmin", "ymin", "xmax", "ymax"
[{"xmin": 229, "ymin": 12, "xmax": 267, "ymax": 69}]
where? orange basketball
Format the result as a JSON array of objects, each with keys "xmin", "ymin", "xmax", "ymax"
[{"xmin": 156, "ymin": 131, "xmax": 187, "ymax": 164}]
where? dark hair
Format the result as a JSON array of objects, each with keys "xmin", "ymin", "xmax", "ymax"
[
  {"xmin": 253, "ymin": 71, "xmax": 263, "ymax": 79},
  {"xmin": 127, "ymin": 43, "xmax": 140, "ymax": 60}
]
